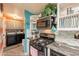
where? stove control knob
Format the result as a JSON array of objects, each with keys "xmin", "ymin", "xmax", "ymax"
[{"xmin": 41, "ymin": 43, "xmax": 45, "ymax": 46}]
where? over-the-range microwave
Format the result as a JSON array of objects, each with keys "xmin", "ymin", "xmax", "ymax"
[{"xmin": 37, "ymin": 16, "xmax": 57, "ymax": 29}]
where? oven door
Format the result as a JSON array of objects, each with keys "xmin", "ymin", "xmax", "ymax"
[
  {"xmin": 30, "ymin": 46, "xmax": 38, "ymax": 56},
  {"xmin": 38, "ymin": 47, "xmax": 47, "ymax": 56},
  {"xmin": 38, "ymin": 50, "xmax": 45, "ymax": 56}
]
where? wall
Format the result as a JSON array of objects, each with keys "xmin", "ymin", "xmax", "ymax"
[
  {"xmin": 3, "ymin": 3, "xmax": 47, "ymax": 17},
  {"xmin": 59, "ymin": 3, "xmax": 79, "ymax": 17},
  {"xmin": 56, "ymin": 31, "xmax": 79, "ymax": 46},
  {"xmin": 3, "ymin": 3, "xmax": 24, "ymax": 17}
]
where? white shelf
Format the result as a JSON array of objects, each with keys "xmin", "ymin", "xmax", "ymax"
[
  {"xmin": 59, "ymin": 12, "xmax": 79, "ymax": 31},
  {"xmin": 60, "ymin": 12, "xmax": 79, "ymax": 18}
]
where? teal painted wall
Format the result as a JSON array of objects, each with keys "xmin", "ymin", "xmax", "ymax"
[{"xmin": 24, "ymin": 10, "xmax": 33, "ymax": 55}]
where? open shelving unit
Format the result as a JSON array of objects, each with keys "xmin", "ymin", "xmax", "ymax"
[{"xmin": 58, "ymin": 4, "xmax": 79, "ymax": 31}]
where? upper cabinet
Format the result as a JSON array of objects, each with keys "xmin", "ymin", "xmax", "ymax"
[
  {"xmin": 5, "ymin": 19, "xmax": 24, "ymax": 30},
  {"xmin": 4, "ymin": 13, "xmax": 24, "ymax": 30},
  {"xmin": 15, "ymin": 20, "xmax": 24, "ymax": 29},
  {"xmin": 5, "ymin": 19, "xmax": 15, "ymax": 29},
  {"xmin": 58, "ymin": 4, "xmax": 79, "ymax": 31}
]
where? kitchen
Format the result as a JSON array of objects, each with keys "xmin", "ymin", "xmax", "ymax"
[
  {"xmin": 0, "ymin": 4, "xmax": 25, "ymax": 56},
  {"xmin": 1, "ymin": 3, "xmax": 79, "ymax": 56},
  {"xmin": 26, "ymin": 3, "xmax": 79, "ymax": 56}
]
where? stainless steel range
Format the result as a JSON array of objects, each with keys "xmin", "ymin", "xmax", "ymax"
[{"xmin": 30, "ymin": 33, "xmax": 55, "ymax": 56}]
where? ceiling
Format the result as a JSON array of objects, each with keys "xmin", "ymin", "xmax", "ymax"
[
  {"xmin": 60, "ymin": 3, "xmax": 79, "ymax": 10},
  {"xmin": 3, "ymin": 3, "xmax": 48, "ymax": 17},
  {"xmin": 15, "ymin": 3, "xmax": 47, "ymax": 14}
]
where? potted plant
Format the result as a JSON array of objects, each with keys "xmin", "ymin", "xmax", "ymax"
[
  {"xmin": 42, "ymin": 3, "xmax": 57, "ymax": 17},
  {"xmin": 42, "ymin": 3, "xmax": 57, "ymax": 16}
]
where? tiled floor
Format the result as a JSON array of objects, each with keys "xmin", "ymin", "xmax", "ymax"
[{"xmin": 3, "ymin": 43, "xmax": 24, "ymax": 56}]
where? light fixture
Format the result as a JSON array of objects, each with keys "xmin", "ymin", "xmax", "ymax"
[{"xmin": 3, "ymin": 13, "xmax": 23, "ymax": 20}]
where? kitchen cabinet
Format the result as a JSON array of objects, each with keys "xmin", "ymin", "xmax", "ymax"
[
  {"xmin": 18, "ymin": 20, "xmax": 24, "ymax": 29},
  {"xmin": 58, "ymin": 4, "xmax": 79, "ymax": 31},
  {"xmin": 6, "ymin": 33, "xmax": 17, "ymax": 46},
  {"xmin": 16, "ymin": 33, "xmax": 24, "ymax": 43},
  {"xmin": 6, "ymin": 32, "xmax": 24, "ymax": 46},
  {"xmin": 6, "ymin": 19, "xmax": 24, "ymax": 30},
  {"xmin": 5, "ymin": 16, "xmax": 24, "ymax": 47},
  {"xmin": 5, "ymin": 19, "xmax": 15, "ymax": 29},
  {"xmin": 15, "ymin": 20, "xmax": 21, "ymax": 29},
  {"xmin": 50, "ymin": 49, "xmax": 65, "ymax": 56},
  {"xmin": 58, "ymin": 13, "xmax": 79, "ymax": 31}
]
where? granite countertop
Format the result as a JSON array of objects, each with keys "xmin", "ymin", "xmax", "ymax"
[
  {"xmin": 16, "ymin": 32, "xmax": 24, "ymax": 34},
  {"xmin": 7, "ymin": 32, "xmax": 24, "ymax": 35},
  {"xmin": 47, "ymin": 41, "xmax": 79, "ymax": 56}
]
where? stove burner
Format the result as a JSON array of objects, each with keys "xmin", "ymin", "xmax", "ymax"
[
  {"xmin": 30, "ymin": 38, "xmax": 54, "ymax": 46},
  {"xmin": 41, "ymin": 43, "xmax": 46, "ymax": 46},
  {"xmin": 30, "ymin": 38, "xmax": 54, "ymax": 51},
  {"xmin": 39, "ymin": 39, "xmax": 44, "ymax": 42},
  {"xmin": 30, "ymin": 33, "xmax": 55, "ymax": 52}
]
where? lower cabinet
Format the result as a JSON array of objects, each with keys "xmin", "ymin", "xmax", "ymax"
[
  {"xmin": 16, "ymin": 33, "xmax": 25, "ymax": 44},
  {"xmin": 50, "ymin": 49, "xmax": 65, "ymax": 56},
  {"xmin": 6, "ymin": 33, "xmax": 24, "ymax": 47},
  {"xmin": 16, "ymin": 34, "xmax": 22, "ymax": 43},
  {"xmin": 6, "ymin": 34, "xmax": 17, "ymax": 46}
]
